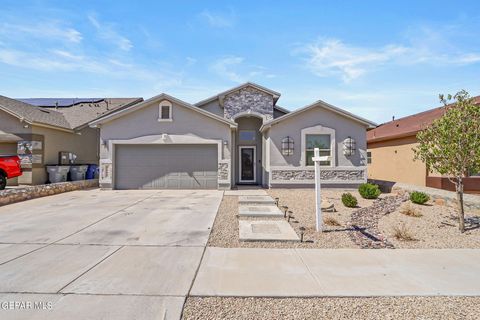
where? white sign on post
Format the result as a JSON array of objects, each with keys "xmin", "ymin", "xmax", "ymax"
[{"xmin": 312, "ymin": 147, "xmax": 329, "ymax": 232}]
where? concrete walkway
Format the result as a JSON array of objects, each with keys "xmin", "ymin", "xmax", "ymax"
[
  {"xmin": 0, "ymin": 189, "xmax": 224, "ymax": 320},
  {"xmin": 191, "ymin": 248, "xmax": 480, "ymax": 297}
]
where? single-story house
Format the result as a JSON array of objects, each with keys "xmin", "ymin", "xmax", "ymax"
[
  {"xmin": 367, "ymin": 96, "xmax": 480, "ymax": 194},
  {"xmin": 89, "ymin": 82, "xmax": 376, "ymax": 190},
  {"xmin": 0, "ymin": 96, "xmax": 142, "ymax": 185}
]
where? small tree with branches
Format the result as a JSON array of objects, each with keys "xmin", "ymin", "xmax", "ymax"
[{"xmin": 414, "ymin": 90, "xmax": 480, "ymax": 232}]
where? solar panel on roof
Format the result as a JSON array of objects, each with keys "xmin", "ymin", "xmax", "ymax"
[{"xmin": 18, "ymin": 98, "xmax": 104, "ymax": 107}]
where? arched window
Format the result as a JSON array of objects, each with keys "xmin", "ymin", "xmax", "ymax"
[{"xmin": 158, "ymin": 100, "xmax": 172, "ymax": 122}]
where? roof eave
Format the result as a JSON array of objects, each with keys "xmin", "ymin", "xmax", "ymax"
[
  {"xmin": 367, "ymin": 131, "xmax": 418, "ymax": 144},
  {"xmin": 261, "ymin": 100, "xmax": 377, "ymax": 130},
  {"xmin": 89, "ymin": 93, "xmax": 237, "ymax": 128}
]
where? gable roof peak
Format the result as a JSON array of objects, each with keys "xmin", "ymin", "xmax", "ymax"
[{"xmin": 195, "ymin": 82, "xmax": 281, "ymax": 107}]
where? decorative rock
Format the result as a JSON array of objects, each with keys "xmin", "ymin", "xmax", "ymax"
[
  {"xmin": 348, "ymin": 194, "xmax": 409, "ymax": 249},
  {"xmin": 271, "ymin": 169, "xmax": 365, "ymax": 182},
  {"xmin": 435, "ymin": 198, "xmax": 446, "ymax": 206},
  {"xmin": 0, "ymin": 179, "xmax": 99, "ymax": 207},
  {"xmin": 223, "ymin": 86, "xmax": 274, "ymax": 120},
  {"xmin": 321, "ymin": 201, "xmax": 335, "ymax": 212},
  {"xmin": 218, "ymin": 162, "xmax": 229, "ymax": 181}
]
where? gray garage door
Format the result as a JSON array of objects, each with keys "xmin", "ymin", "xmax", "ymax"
[{"xmin": 115, "ymin": 144, "xmax": 218, "ymax": 189}]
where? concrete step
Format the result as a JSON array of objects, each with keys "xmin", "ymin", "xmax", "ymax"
[
  {"xmin": 238, "ymin": 205, "xmax": 284, "ymax": 217},
  {"xmin": 238, "ymin": 195, "xmax": 276, "ymax": 206},
  {"xmin": 239, "ymin": 220, "xmax": 300, "ymax": 242}
]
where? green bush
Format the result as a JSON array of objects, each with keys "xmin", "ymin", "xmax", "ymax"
[
  {"xmin": 341, "ymin": 193, "xmax": 358, "ymax": 208},
  {"xmin": 358, "ymin": 183, "xmax": 381, "ymax": 199},
  {"xmin": 410, "ymin": 191, "xmax": 430, "ymax": 205}
]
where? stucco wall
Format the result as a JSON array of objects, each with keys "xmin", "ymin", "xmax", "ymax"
[
  {"xmin": 98, "ymin": 99, "xmax": 232, "ymax": 189},
  {"xmin": 1, "ymin": 110, "xmax": 99, "ymax": 185},
  {"xmin": 32, "ymin": 126, "xmax": 99, "ymax": 184},
  {"xmin": 198, "ymin": 99, "xmax": 224, "ymax": 117},
  {"xmin": 99, "ymin": 100, "xmax": 231, "ymax": 159},
  {"xmin": 269, "ymin": 107, "xmax": 367, "ymax": 167},
  {"xmin": 367, "ymin": 135, "xmax": 426, "ymax": 186},
  {"xmin": 0, "ymin": 111, "xmax": 32, "ymax": 134}
]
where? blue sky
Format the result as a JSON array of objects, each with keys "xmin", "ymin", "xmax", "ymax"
[{"xmin": 1, "ymin": 0, "xmax": 479, "ymax": 123}]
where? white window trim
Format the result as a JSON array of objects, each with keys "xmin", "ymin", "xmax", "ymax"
[
  {"xmin": 158, "ymin": 100, "xmax": 173, "ymax": 122},
  {"xmin": 300, "ymin": 125, "xmax": 336, "ymax": 167},
  {"xmin": 239, "ymin": 146, "xmax": 256, "ymax": 183}
]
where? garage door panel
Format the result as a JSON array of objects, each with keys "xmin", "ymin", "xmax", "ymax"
[{"xmin": 115, "ymin": 144, "xmax": 218, "ymax": 190}]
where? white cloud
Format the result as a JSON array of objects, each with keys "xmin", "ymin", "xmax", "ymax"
[
  {"xmin": 199, "ymin": 9, "xmax": 235, "ymax": 28},
  {"xmin": 297, "ymin": 28, "xmax": 480, "ymax": 82},
  {"xmin": 186, "ymin": 57, "xmax": 197, "ymax": 66},
  {"xmin": 0, "ymin": 21, "xmax": 82, "ymax": 43},
  {"xmin": 210, "ymin": 56, "xmax": 276, "ymax": 83},
  {"xmin": 211, "ymin": 56, "xmax": 245, "ymax": 82},
  {"xmin": 88, "ymin": 14, "xmax": 133, "ymax": 51}
]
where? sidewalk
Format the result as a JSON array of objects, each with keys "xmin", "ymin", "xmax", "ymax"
[{"xmin": 191, "ymin": 248, "xmax": 480, "ymax": 297}]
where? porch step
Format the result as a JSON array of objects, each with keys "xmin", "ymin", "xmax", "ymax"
[
  {"xmin": 239, "ymin": 205, "xmax": 284, "ymax": 217},
  {"xmin": 238, "ymin": 195, "xmax": 276, "ymax": 206},
  {"xmin": 239, "ymin": 220, "xmax": 300, "ymax": 242}
]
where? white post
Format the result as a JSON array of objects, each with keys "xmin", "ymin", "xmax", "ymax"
[{"xmin": 313, "ymin": 148, "xmax": 322, "ymax": 231}]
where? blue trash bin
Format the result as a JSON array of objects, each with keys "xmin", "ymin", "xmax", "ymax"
[{"xmin": 86, "ymin": 164, "xmax": 98, "ymax": 180}]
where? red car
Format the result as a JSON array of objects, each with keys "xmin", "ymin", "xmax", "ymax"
[{"xmin": 0, "ymin": 155, "xmax": 22, "ymax": 190}]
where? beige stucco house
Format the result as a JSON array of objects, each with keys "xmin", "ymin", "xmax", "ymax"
[
  {"xmin": 367, "ymin": 96, "xmax": 480, "ymax": 194},
  {"xmin": 0, "ymin": 96, "xmax": 141, "ymax": 185},
  {"xmin": 90, "ymin": 83, "xmax": 376, "ymax": 190}
]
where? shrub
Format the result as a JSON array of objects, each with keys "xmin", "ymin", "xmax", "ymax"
[
  {"xmin": 341, "ymin": 193, "xmax": 358, "ymax": 208},
  {"xmin": 324, "ymin": 216, "xmax": 341, "ymax": 227},
  {"xmin": 400, "ymin": 203, "xmax": 423, "ymax": 218},
  {"xmin": 358, "ymin": 183, "xmax": 381, "ymax": 199},
  {"xmin": 392, "ymin": 223, "xmax": 416, "ymax": 241},
  {"xmin": 410, "ymin": 191, "xmax": 430, "ymax": 205}
]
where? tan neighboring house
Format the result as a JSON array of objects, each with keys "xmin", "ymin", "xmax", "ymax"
[
  {"xmin": 0, "ymin": 96, "xmax": 142, "ymax": 185},
  {"xmin": 367, "ymin": 96, "xmax": 480, "ymax": 194}
]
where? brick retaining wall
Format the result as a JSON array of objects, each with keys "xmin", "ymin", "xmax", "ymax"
[{"xmin": 0, "ymin": 180, "xmax": 99, "ymax": 207}]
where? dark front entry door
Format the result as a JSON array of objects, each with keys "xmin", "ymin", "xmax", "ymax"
[{"xmin": 239, "ymin": 146, "xmax": 256, "ymax": 183}]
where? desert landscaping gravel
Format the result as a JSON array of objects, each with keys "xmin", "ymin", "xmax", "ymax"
[
  {"xmin": 379, "ymin": 201, "xmax": 480, "ymax": 248},
  {"xmin": 182, "ymin": 296, "xmax": 480, "ymax": 320},
  {"xmin": 208, "ymin": 188, "xmax": 480, "ymax": 249},
  {"xmin": 208, "ymin": 189, "xmax": 379, "ymax": 248}
]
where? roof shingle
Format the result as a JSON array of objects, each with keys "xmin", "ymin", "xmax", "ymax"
[{"xmin": 367, "ymin": 96, "xmax": 480, "ymax": 143}]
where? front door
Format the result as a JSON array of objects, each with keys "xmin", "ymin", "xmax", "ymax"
[{"xmin": 239, "ymin": 146, "xmax": 256, "ymax": 183}]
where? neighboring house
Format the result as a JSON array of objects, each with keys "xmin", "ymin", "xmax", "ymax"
[
  {"xmin": 90, "ymin": 83, "xmax": 376, "ymax": 190},
  {"xmin": 0, "ymin": 96, "xmax": 142, "ymax": 185},
  {"xmin": 367, "ymin": 96, "xmax": 480, "ymax": 194}
]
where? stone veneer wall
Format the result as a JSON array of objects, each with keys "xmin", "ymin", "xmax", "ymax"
[
  {"xmin": 223, "ymin": 87, "xmax": 274, "ymax": 120},
  {"xmin": 271, "ymin": 168, "xmax": 366, "ymax": 182},
  {"xmin": 0, "ymin": 179, "xmax": 99, "ymax": 207},
  {"xmin": 218, "ymin": 162, "xmax": 229, "ymax": 181}
]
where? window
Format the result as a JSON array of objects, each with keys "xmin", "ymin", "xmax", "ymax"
[
  {"xmin": 158, "ymin": 100, "xmax": 172, "ymax": 121},
  {"xmin": 281, "ymin": 136, "xmax": 294, "ymax": 156},
  {"xmin": 305, "ymin": 134, "xmax": 331, "ymax": 166},
  {"xmin": 367, "ymin": 151, "xmax": 372, "ymax": 164},
  {"xmin": 343, "ymin": 137, "xmax": 356, "ymax": 156},
  {"xmin": 239, "ymin": 130, "xmax": 255, "ymax": 142}
]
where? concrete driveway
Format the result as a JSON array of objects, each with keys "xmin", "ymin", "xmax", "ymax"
[{"xmin": 0, "ymin": 189, "xmax": 223, "ymax": 320}]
